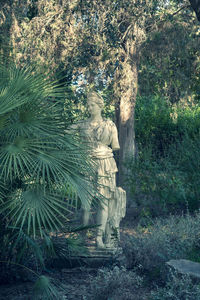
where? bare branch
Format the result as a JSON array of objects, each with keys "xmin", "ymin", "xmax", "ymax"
[{"xmin": 171, "ymin": 4, "xmax": 191, "ymax": 17}]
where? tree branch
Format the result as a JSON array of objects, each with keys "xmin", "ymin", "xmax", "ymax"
[{"xmin": 171, "ymin": 4, "xmax": 190, "ymax": 17}]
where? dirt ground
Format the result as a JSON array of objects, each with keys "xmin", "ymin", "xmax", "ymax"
[
  {"xmin": 0, "ymin": 226, "xmax": 151, "ymax": 300},
  {"xmin": 0, "ymin": 269, "xmax": 150, "ymax": 300},
  {"xmin": 0, "ymin": 268, "xmax": 95, "ymax": 300}
]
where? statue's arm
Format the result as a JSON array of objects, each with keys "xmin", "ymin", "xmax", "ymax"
[
  {"xmin": 65, "ymin": 121, "xmax": 82, "ymax": 134},
  {"xmin": 69, "ymin": 123, "xmax": 80, "ymax": 130},
  {"xmin": 111, "ymin": 123, "xmax": 120, "ymax": 151}
]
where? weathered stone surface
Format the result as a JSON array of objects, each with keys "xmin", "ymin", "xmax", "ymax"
[
  {"xmin": 82, "ymin": 246, "xmax": 122, "ymax": 257},
  {"xmin": 70, "ymin": 91, "xmax": 126, "ymax": 250},
  {"xmin": 70, "ymin": 246, "xmax": 123, "ymax": 268},
  {"xmin": 50, "ymin": 246, "xmax": 123, "ymax": 269},
  {"xmin": 167, "ymin": 259, "xmax": 200, "ymax": 279}
]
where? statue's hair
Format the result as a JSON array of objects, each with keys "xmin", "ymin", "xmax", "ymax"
[{"xmin": 87, "ymin": 91, "xmax": 104, "ymax": 109}]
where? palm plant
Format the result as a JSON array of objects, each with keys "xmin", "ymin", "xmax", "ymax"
[{"xmin": 0, "ymin": 58, "xmax": 97, "ymax": 297}]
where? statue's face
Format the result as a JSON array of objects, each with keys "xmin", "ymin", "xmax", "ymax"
[{"xmin": 87, "ymin": 97, "xmax": 101, "ymax": 115}]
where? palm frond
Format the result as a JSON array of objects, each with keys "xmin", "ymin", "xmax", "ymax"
[
  {"xmin": 0, "ymin": 180, "xmax": 7, "ymax": 203},
  {"xmin": 49, "ymin": 235, "xmax": 88, "ymax": 260},
  {"xmin": 0, "ymin": 58, "xmax": 100, "ymax": 293},
  {"xmin": 33, "ymin": 275, "xmax": 65, "ymax": 300},
  {"xmin": 2, "ymin": 188, "xmax": 72, "ymax": 238},
  {"xmin": 5, "ymin": 227, "xmax": 45, "ymax": 266}
]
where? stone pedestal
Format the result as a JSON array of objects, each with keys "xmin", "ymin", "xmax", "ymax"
[
  {"xmin": 71, "ymin": 246, "xmax": 123, "ymax": 268},
  {"xmin": 50, "ymin": 246, "xmax": 123, "ymax": 269}
]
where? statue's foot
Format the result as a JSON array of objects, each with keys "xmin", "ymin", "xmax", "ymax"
[
  {"xmin": 96, "ymin": 236, "xmax": 105, "ymax": 249},
  {"xmin": 105, "ymin": 242, "xmax": 116, "ymax": 249},
  {"xmin": 104, "ymin": 235, "xmax": 114, "ymax": 249}
]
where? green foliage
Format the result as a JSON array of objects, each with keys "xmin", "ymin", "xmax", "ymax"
[
  {"xmin": 0, "ymin": 58, "xmax": 97, "ymax": 297},
  {"xmin": 123, "ymin": 213, "xmax": 200, "ymax": 282},
  {"xmin": 0, "ymin": 0, "xmax": 168, "ymax": 95},
  {"xmin": 2, "ymin": 0, "xmax": 199, "ymax": 183},
  {"xmin": 135, "ymin": 96, "xmax": 177, "ymax": 153},
  {"xmin": 88, "ymin": 266, "xmax": 143, "ymax": 300},
  {"xmin": 138, "ymin": 17, "xmax": 200, "ymax": 103},
  {"xmin": 33, "ymin": 275, "xmax": 64, "ymax": 300},
  {"xmin": 128, "ymin": 96, "xmax": 200, "ymax": 217},
  {"xmin": 151, "ymin": 271, "xmax": 200, "ymax": 300}
]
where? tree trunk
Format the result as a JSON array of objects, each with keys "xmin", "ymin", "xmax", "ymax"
[
  {"xmin": 189, "ymin": 0, "xmax": 200, "ymax": 21},
  {"xmin": 114, "ymin": 60, "xmax": 138, "ymax": 188}
]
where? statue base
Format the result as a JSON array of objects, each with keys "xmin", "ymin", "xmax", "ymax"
[
  {"xmin": 72, "ymin": 246, "xmax": 123, "ymax": 268},
  {"xmin": 50, "ymin": 246, "xmax": 123, "ymax": 269}
]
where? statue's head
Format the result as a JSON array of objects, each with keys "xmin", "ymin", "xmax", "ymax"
[{"xmin": 87, "ymin": 91, "xmax": 104, "ymax": 110}]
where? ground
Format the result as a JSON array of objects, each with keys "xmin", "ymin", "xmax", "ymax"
[{"xmin": 0, "ymin": 226, "xmax": 151, "ymax": 300}]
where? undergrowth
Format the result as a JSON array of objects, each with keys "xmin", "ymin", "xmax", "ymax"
[
  {"xmin": 128, "ymin": 96, "xmax": 200, "ymax": 218},
  {"xmin": 123, "ymin": 212, "xmax": 200, "ymax": 282},
  {"xmin": 150, "ymin": 270, "xmax": 200, "ymax": 300},
  {"xmin": 88, "ymin": 266, "xmax": 143, "ymax": 300}
]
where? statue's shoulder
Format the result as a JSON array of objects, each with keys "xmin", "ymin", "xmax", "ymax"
[
  {"xmin": 104, "ymin": 119, "xmax": 117, "ymax": 129},
  {"xmin": 104, "ymin": 119, "xmax": 115, "ymax": 126},
  {"xmin": 77, "ymin": 119, "xmax": 88, "ymax": 126},
  {"xmin": 68, "ymin": 119, "xmax": 88, "ymax": 130}
]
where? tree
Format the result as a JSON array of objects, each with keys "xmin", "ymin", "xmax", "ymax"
[
  {"xmin": 0, "ymin": 0, "xmax": 153, "ymax": 186},
  {"xmin": 138, "ymin": 13, "xmax": 200, "ymax": 103},
  {"xmin": 1, "ymin": 0, "xmax": 199, "ymax": 189}
]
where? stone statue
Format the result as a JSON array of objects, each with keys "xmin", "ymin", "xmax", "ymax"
[{"xmin": 71, "ymin": 91, "xmax": 126, "ymax": 249}]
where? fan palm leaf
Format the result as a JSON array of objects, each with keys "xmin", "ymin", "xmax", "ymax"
[
  {"xmin": 2, "ymin": 189, "xmax": 72, "ymax": 238},
  {"xmin": 0, "ymin": 58, "xmax": 98, "ymax": 246},
  {"xmin": 33, "ymin": 275, "xmax": 65, "ymax": 300},
  {"xmin": 0, "ymin": 58, "xmax": 102, "ymax": 300}
]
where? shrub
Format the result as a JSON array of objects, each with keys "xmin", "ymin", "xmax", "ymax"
[
  {"xmin": 122, "ymin": 213, "xmax": 200, "ymax": 282},
  {"xmin": 150, "ymin": 270, "xmax": 200, "ymax": 300},
  {"xmin": 135, "ymin": 95, "xmax": 177, "ymax": 153},
  {"xmin": 127, "ymin": 150, "xmax": 188, "ymax": 218},
  {"xmin": 88, "ymin": 266, "xmax": 143, "ymax": 300},
  {"xmin": 128, "ymin": 96, "xmax": 200, "ymax": 217}
]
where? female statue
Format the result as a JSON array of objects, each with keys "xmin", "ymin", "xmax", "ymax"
[{"xmin": 71, "ymin": 91, "xmax": 126, "ymax": 249}]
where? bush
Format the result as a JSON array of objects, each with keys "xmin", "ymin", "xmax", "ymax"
[
  {"xmin": 88, "ymin": 266, "xmax": 143, "ymax": 300},
  {"xmin": 128, "ymin": 96, "xmax": 200, "ymax": 217},
  {"xmin": 135, "ymin": 95, "xmax": 177, "ymax": 153},
  {"xmin": 122, "ymin": 213, "xmax": 200, "ymax": 282},
  {"xmin": 151, "ymin": 270, "xmax": 200, "ymax": 300}
]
